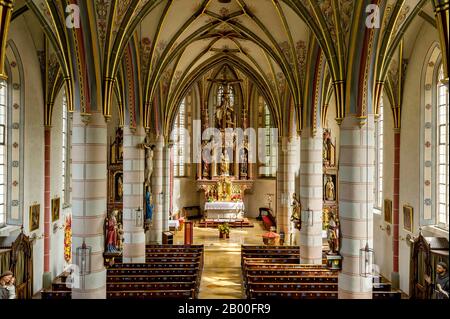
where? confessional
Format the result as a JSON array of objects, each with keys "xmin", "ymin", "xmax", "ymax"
[
  {"xmin": 409, "ymin": 231, "xmax": 449, "ymax": 299},
  {"xmin": 0, "ymin": 231, "xmax": 33, "ymax": 299}
]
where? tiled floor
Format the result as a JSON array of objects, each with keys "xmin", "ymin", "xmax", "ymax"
[{"xmin": 173, "ymin": 219, "xmax": 267, "ymax": 299}]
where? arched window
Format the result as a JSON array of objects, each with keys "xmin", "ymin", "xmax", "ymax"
[
  {"xmin": 374, "ymin": 96, "xmax": 384, "ymax": 210},
  {"xmin": 436, "ymin": 66, "xmax": 448, "ymax": 228},
  {"xmin": 0, "ymin": 82, "xmax": 7, "ymax": 227},
  {"xmin": 173, "ymin": 93, "xmax": 193, "ymax": 178},
  {"xmin": 258, "ymin": 97, "xmax": 277, "ymax": 177}
]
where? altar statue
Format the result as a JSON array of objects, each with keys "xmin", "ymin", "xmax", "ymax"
[
  {"xmin": 220, "ymin": 152, "xmax": 230, "ymax": 176},
  {"xmin": 327, "ymin": 212, "xmax": 340, "ymax": 254},
  {"xmin": 215, "ymin": 89, "xmax": 236, "ymax": 129},
  {"xmin": 291, "ymin": 193, "xmax": 302, "ymax": 230},
  {"xmin": 106, "ymin": 211, "xmax": 119, "ymax": 253},
  {"xmin": 325, "ymin": 176, "xmax": 335, "ymax": 201}
]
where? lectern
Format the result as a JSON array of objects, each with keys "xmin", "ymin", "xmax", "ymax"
[{"xmin": 184, "ymin": 221, "xmax": 193, "ymax": 245}]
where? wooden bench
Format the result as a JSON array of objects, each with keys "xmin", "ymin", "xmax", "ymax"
[
  {"xmin": 248, "ymin": 290, "xmax": 338, "ymax": 299},
  {"xmin": 109, "ymin": 262, "xmax": 200, "ymax": 269},
  {"xmin": 107, "ymin": 274, "xmax": 197, "ymax": 283},
  {"xmin": 247, "ymin": 282, "xmax": 338, "ymax": 292},
  {"xmin": 246, "ymin": 275, "xmax": 338, "ymax": 284},
  {"xmin": 107, "ymin": 289, "xmax": 196, "ymax": 299},
  {"xmin": 41, "ymin": 291, "xmax": 72, "ymax": 299}
]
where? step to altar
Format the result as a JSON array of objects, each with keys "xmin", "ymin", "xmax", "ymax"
[{"xmin": 197, "ymin": 219, "xmax": 254, "ymax": 228}]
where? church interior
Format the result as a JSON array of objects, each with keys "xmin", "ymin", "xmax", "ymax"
[{"xmin": 0, "ymin": 0, "xmax": 448, "ymax": 300}]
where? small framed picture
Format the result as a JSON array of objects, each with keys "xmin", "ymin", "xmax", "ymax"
[
  {"xmin": 384, "ymin": 199, "xmax": 392, "ymax": 224},
  {"xmin": 403, "ymin": 205, "xmax": 414, "ymax": 233},
  {"xmin": 52, "ymin": 197, "xmax": 60, "ymax": 222},
  {"xmin": 29, "ymin": 204, "xmax": 40, "ymax": 232}
]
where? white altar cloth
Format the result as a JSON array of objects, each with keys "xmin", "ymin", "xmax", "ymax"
[
  {"xmin": 204, "ymin": 201, "xmax": 245, "ymax": 220},
  {"xmin": 169, "ymin": 220, "xmax": 180, "ymax": 230}
]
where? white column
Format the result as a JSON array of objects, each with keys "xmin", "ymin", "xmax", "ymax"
[
  {"xmin": 276, "ymin": 136, "xmax": 298, "ymax": 244},
  {"xmin": 338, "ymin": 115, "xmax": 375, "ymax": 299},
  {"xmin": 148, "ymin": 135, "xmax": 164, "ymax": 243},
  {"xmin": 122, "ymin": 126, "xmax": 145, "ymax": 263},
  {"xmin": 299, "ymin": 130, "xmax": 323, "ymax": 264},
  {"xmin": 162, "ymin": 142, "xmax": 171, "ymax": 231},
  {"xmin": 71, "ymin": 112, "xmax": 107, "ymax": 299}
]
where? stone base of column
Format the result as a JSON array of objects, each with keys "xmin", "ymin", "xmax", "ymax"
[
  {"xmin": 42, "ymin": 272, "xmax": 52, "ymax": 290},
  {"xmin": 391, "ymin": 272, "xmax": 400, "ymax": 290}
]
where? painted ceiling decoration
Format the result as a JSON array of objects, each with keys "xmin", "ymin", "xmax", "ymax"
[{"xmin": 0, "ymin": 0, "xmax": 446, "ymax": 135}]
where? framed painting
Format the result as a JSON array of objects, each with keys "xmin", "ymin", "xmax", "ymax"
[
  {"xmin": 403, "ymin": 205, "xmax": 414, "ymax": 233},
  {"xmin": 384, "ymin": 199, "xmax": 392, "ymax": 224},
  {"xmin": 29, "ymin": 204, "xmax": 40, "ymax": 232},
  {"xmin": 52, "ymin": 197, "xmax": 60, "ymax": 222}
]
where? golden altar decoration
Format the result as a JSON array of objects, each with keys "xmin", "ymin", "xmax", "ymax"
[{"xmin": 199, "ymin": 177, "xmax": 252, "ymax": 202}]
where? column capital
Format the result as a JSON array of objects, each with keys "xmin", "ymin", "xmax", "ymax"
[{"xmin": 80, "ymin": 112, "xmax": 91, "ymax": 125}]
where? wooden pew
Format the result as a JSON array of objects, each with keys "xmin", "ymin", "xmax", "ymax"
[
  {"xmin": 107, "ymin": 274, "xmax": 197, "ymax": 283},
  {"xmin": 109, "ymin": 262, "xmax": 200, "ymax": 269},
  {"xmin": 107, "ymin": 289, "xmax": 196, "ymax": 299},
  {"xmin": 248, "ymin": 290, "xmax": 338, "ymax": 299},
  {"xmin": 247, "ymin": 282, "xmax": 338, "ymax": 292},
  {"xmin": 107, "ymin": 282, "xmax": 196, "ymax": 291}
]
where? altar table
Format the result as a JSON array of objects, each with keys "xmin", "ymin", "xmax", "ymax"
[{"xmin": 204, "ymin": 201, "xmax": 245, "ymax": 220}]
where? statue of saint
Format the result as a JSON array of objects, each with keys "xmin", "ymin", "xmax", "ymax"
[
  {"xmin": 325, "ymin": 176, "xmax": 335, "ymax": 201},
  {"xmin": 106, "ymin": 211, "xmax": 119, "ymax": 253},
  {"xmin": 141, "ymin": 137, "xmax": 155, "ymax": 190},
  {"xmin": 240, "ymin": 150, "xmax": 248, "ymax": 177},
  {"xmin": 291, "ymin": 193, "xmax": 302, "ymax": 230},
  {"xmin": 145, "ymin": 191, "xmax": 154, "ymax": 222},
  {"xmin": 216, "ymin": 90, "xmax": 235, "ymax": 129},
  {"xmin": 116, "ymin": 223, "xmax": 124, "ymax": 251},
  {"xmin": 327, "ymin": 212, "xmax": 340, "ymax": 254},
  {"xmin": 220, "ymin": 151, "xmax": 230, "ymax": 176}
]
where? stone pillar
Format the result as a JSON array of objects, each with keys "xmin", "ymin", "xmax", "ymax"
[
  {"xmin": 338, "ymin": 116, "xmax": 375, "ymax": 299},
  {"xmin": 148, "ymin": 135, "xmax": 164, "ymax": 244},
  {"xmin": 276, "ymin": 137, "xmax": 298, "ymax": 244},
  {"xmin": 300, "ymin": 130, "xmax": 323, "ymax": 264},
  {"xmin": 122, "ymin": 126, "xmax": 145, "ymax": 263},
  {"xmin": 162, "ymin": 142, "xmax": 171, "ymax": 230},
  {"xmin": 391, "ymin": 130, "xmax": 401, "ymax": 288},
  {"xmin": 71, "ymin": 112, "xmax": 107, "ymax": 299},
  {"xmin": 43, "ymin": 127, "xmax": 51, "ymax": 288}
]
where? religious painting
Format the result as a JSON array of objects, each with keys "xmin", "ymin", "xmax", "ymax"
[
  {"xmin": 29, "ymin": 204, "xmax": 40, "ymax": 232},
  {"xmin": 51, "ymin": 197, "xmax": 60, "ymax": 222},
  {"xmin": 114, "ymin": 172, "xmax": 124, "ymax": 201},
  {"xmin": 384, "ymin": 199, "xmax": 392, "ymax": 224},
  {"xmin": 403, "ymin": 205, "xmax": 414, "ymax": 233}
]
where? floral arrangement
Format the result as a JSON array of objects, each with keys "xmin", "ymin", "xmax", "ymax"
[
  {"xmin": 218, "ymin": 223, "xmax": 230, "ymax": 235},
  {"xmin": 231, "ymin": 194, "xmax": 242, "ymax": 202}
]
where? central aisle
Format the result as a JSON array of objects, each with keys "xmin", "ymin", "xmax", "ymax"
[{"xmin": 174, "ymin": 219, "xmax": 266, "ymax": 299}]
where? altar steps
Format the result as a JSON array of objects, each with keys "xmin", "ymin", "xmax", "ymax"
[{"xmin": 197, "ymin": 219, "xmax": 254, "ymax": 228}]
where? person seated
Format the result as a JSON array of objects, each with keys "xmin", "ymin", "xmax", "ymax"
[
  {"xmin": 0, "ymin": 271, "xmax": 16, "ymax": 299},
  {"xmin": 426, "ymin": 262, "xmax": 449, "ymax": 299}
]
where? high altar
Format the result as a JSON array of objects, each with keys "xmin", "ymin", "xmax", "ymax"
[{"xmin": 196, "ymin": 67, "xmax": 254, "ymax": 221}]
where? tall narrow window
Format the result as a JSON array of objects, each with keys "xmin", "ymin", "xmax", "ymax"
[
  {"xmin": 173, "ymin": 98, "xmax": 186, "ymax": 177},
  {"xmin": 259, "ymin": 99, "xmax": 276, "ymax": 177},
  {"xmin": 0, "ymin": 82, "xmax": 6, "ymax": 227},
  {"xmin": 374, "ymin": 97, "xmax": 384, "ymax": 209},
  {"xmin": 437, "ymin": 66, "xmax": 449, "ymax": 228},
  {"xmin": 61, "ymin": 93, "xmax": 70, "ymax": 204}
]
